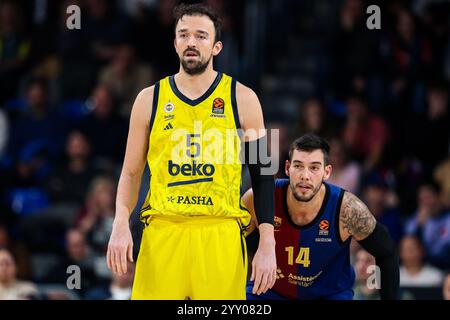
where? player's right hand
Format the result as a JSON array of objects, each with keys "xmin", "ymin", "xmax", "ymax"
[{"xmin": 107, "ymin": 218, "xmax": 134, "ymax": 275}]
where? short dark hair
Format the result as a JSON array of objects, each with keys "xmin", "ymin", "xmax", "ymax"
[
  {"xmin": 288, "ymin": 133, "xmax": 330, "ymax": 165},
  {"xmin": 173, "ymin": 3, "xmax": 222, "ymax": 42}
]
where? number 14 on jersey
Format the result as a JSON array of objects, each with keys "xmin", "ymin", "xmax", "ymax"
[{"xmin": 285, "ymin": 246, "xmax": 310, "ymax": 267}]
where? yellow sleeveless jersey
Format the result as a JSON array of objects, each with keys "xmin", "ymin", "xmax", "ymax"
[{"xmin": 140, "ymin": 72, "xmax": 250, "ymax": 223}]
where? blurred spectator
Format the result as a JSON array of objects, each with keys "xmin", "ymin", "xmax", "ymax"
[
  {"xmin": 410, "ymin": 82, "xmax": 449, "ymax": 173},
  {"xmin": 206, "ymin": 0, "xmax": 243, "ymax": 77},
  {"xmin": 118, "ymin": 0, "xmax": 154, "ymax": 18},
  {"xmin": 75, "ymin": 176, "xmax": 116, "ymax": 254},
  {"xmin": 295, "ymin": 97, "xmax": 337, "ymax": 141},
  {"xmin": 390, "ymin": 9, "xmax": 432, "ymax": 79},
  {"xmin": 394, "ymin": 155, "xmax": 426, "ymax": 218},
  {"xmin": 84, "ymin": 0, "xmax": 131, "ymax": 65},
  {"xmin": 25, "ymin": 0, "xmax": 60, "ymax": 68},
  {"xmin": 0, "ymin": 1, "xmax": 31, "ymax": 104},
  {"xmin": 327, "ymin": 138, "xmax": 361, "ymax": 194},
  {"xmin": 98, "ymin": 44, "xmax": 154, "ymax": 116},
  {"xmin": 443, "ymin": 274, "xmax": 450, "ymax": 300},
  {"xmin": 385, "ymin": 9, "xmax": 432, "ymax": 115},
  {"xmin": 0, "ymin": 223, "xmax": 31, "ymax": 279},
  {"xmin": 434, "ymin": 156, "xmax": 450, "ymax": 209},
  {"xmin": 79, "ymin": 85, "xmax": 128, "ymax": 168},
  {"xmin": 420, "ymin": 2, "xmax": 450, "ymax": 79},
  {"xmin": 45, "ymin": 130, "xmax": 99, "ymax": 205},
  {"xmin": 85, "ymin": 261, "xmax": 134, "ymax": 300},
  {"xmin": 8, "ymin": 77, "xmax": 65, "ymax": 165},
  {"xmin": 399, "ymin": 235, "xmax": 444, "ymax": 287},
  {"xmin": 0, "ymin": 248, "xmax": 38, "ymax": 300},
  {"xmin": 45, "ymin": 229, "xmax": 98, "ymax": 296},
  {"xmin": 58, "ymin": 0, "xmax": 132, "ymax": 100},
  {"xmin": 405, "ymin": 181, "xmax": 450, "ymax": 269},
  {"xmin": 58, "ymin": 0, "xmax": 95, "ymax": 99},
  {"xmin": 6, "ymin": 78, "xmax": 66, "ymax": 190},
  {"xmin": 352, "ymin": 248, "xmax": 380, "ymax": 300},
  {"xmin": 130, "ymin": 0, "xmax": 179, "ymax": 77},
  {"xmin": 332, "ymin": 0, "xmax": 380, "ymax": 98},
  {"xmin": 341, "ymin": 94, "xmax": 390, "ymax": 171},
  {"xmin": 361, "ymin": 176, "xmax": 403, "ymax": 243}
]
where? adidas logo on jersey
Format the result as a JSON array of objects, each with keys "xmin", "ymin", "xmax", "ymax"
[{"xmin": 164, "ymin": 122, "xmax": 173, "ymax": 130}]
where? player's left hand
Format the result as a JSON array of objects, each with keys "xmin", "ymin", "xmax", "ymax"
[{"xmin": 251, "ymin": 224, "xmax": 277, "ymax": 295}]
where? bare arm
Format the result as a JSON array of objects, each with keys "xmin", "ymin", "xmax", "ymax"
[
  {"xmin": 236, "ymin": 82, "xmax": 265, "ymax": 140},
  {"xmin": 107, "ymin": 86, "xmax": 154, "ymax": 275},
  {"xmin": 339, "ymin": 191, "xmax": 376, "ymax": 242},
  {"xmin": 114, "ymin": 86, "xmax": 153, "ymax": 223}
]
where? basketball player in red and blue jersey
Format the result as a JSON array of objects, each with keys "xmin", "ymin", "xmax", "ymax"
[{"xmin": 244, "ymin": 133, "xmax": 399, "ymax": 300}]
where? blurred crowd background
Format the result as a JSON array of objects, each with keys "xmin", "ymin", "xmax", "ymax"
[{"xmin": 0, "ymin": 0, "xmax": 449, "ymax": 300}]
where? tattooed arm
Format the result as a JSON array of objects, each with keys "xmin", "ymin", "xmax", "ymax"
[
  {"xmin": 339, "ymin": 192, "xmax": 376, "ymax": 242},
  {"xmin": 339, "ymin": 191, "xmax": 399, "ymax": 300}
]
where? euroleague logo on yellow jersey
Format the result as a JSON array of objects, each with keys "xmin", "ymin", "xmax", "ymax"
[
  {"xmin": 210, "ymin": 97, "xmax": 226, "ymax": 118},
  {"xmin": 212, "ymin": 97, "xmax": 225, "ymax": 113}
]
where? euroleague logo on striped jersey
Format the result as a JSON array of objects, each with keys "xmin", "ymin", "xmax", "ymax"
[
  {"xmin": 316, "ymin": 219, "xmax": 331, "ymax": 242},
  {"xmin": 318, "ymin": 220, "xmax": 329, "ymax": 236}
]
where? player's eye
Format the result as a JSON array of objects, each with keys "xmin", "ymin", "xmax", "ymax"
[
  {"xmin": 311, "ymin": 166, "xmax": 320, "ymax": 171},
  {"xmin": 197, "ymin": 34, "xmax": 206, "ymax": 40}
]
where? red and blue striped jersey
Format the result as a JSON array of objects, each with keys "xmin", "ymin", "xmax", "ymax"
[{"xmin": 269, "ymin": 179, "xmax": 355, "ymax": 300}]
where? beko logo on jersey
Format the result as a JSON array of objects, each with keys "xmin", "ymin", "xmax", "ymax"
[
  {"xmin": 168, "ymin": 160, "xmax": 215, "ymax": 177},
  {"xmin": 167, "ymin": 195, "xmax": 213, "ymax": 206}
]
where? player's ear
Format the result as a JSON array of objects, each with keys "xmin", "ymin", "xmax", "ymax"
[
  {"xmin": 323, "ymin": 164, "xmax": 332, "ymax": 181},
  {"xmin": 285, "ymin": 160, "xmax": 290, "ymax": 177},
  {"xmin": 212, "ymin": 41, "xmax": 223, "ymax": 56}
]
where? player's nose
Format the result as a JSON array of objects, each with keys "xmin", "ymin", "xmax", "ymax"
[
  {"xmin": 187, "ymin": 35, "xmax": 197, "ymax": 47},
  {"xmin": 299, "ymin": 170, "xmax": 311, "ymax": 181}
]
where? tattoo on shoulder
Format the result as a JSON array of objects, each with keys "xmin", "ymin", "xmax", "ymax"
[{"xmin": 340, "ymin": 192, "xmax": 376, "ymax": 240}]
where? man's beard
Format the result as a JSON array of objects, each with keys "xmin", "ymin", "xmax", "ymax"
[
  {"xmin": 180, "ymin": 51, "xmax": 212, "ymax": 75},
  {"xmin": 290, "ymin": 180, "xmax": 323, "ymax": 202}
]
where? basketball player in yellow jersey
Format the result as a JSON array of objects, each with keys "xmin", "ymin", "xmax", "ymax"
[{"xmin": 106, "ymin": 3, "xmax": 276, "ymax": 300}]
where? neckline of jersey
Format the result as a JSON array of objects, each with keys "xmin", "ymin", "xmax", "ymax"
[
  {"xmin": 169, "ymin": 72, "xmax": 223, "ymax": 106},
  {"xmin": 281, "ymin": 182, "xmax": 330, "ymax": 230}
]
